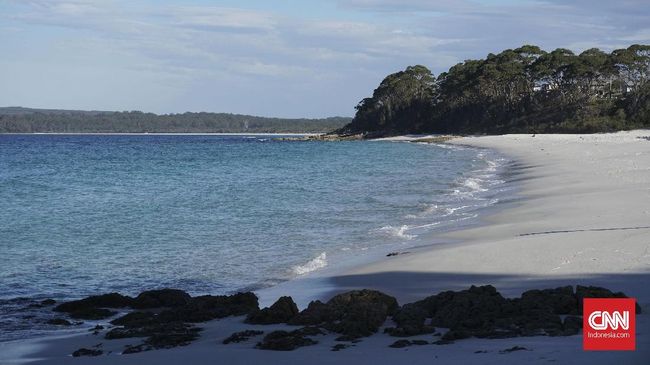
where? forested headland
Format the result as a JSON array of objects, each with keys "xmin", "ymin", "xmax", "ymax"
[
  {"xmin": 0, "ymin": 107, "xmax": 349, "ymax": 134},
  {"xmin": 338, "ymin": 44, "xmax": 650, "ymax": 135}
]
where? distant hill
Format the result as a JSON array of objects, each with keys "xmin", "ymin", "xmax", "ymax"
[
  {"xmin": 0, "ymin": 107, "xmax": 350, "ymax": 133},
  {"xmin": 338, "ymin": 44, "xmax": 650, "ymax": 136}
]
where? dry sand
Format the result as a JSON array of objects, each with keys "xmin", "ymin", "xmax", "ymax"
[{"xmin": 2, "ymin": 131, "xmax": 649, "ymax": 364}]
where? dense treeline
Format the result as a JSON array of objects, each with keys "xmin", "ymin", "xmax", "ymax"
[
  {"xmin": 339, "ymin": 44, "xmax": 650, "ymax": 135},
  {"xmin": 0, "ymin": 107, "xmax": 349, "ymax": 133}
]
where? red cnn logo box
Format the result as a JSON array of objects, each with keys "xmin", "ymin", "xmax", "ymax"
[{"xmin": 583, "ymin": 298, "xmax": 636, "ymax": 351}]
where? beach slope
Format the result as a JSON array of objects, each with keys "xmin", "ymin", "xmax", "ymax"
[{"xmin": 3, "ymin": 131, "xmax": 649, "ymax": 364}]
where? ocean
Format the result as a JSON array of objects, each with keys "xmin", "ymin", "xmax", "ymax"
[{"xmin": 0, "ymin": 134, "xmax": 511, "ymax": 341}]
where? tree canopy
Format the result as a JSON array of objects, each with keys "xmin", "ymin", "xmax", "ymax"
[
  {"xmin": 0, "ymin": 108, "xmax": 349, "ymax": 134},
  {"xmin": 340, "ymin": 44, "xmax": 650, "ymax": 135}
]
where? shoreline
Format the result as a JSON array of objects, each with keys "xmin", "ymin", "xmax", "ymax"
[
  {"xmin": 2, "ymin": 131, "xmax": 650, "ymax": 364},
  {"xmin": 333, "ymin": 131, "xmax": 650, "ymax": 301},
  {"xmin": 255, "ymin": 140, "xmax": 515, "ymax": 308},
  {"xmin": 0, "ymin": 132, "xmax": 322, "ymax": 136}
]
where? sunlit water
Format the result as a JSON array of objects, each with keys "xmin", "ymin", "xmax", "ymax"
[{"xmin": 0, "ymin": 134, "xmax": 511, "ymax": 341}]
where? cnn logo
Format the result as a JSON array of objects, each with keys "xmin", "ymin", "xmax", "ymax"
[
  {"xmin": 583, "ymin": 298, "xmax": 636, "ymax": 351},
  {"xmin": 588, "ymin": 310, "xmax": 629, "ymax": 330}
]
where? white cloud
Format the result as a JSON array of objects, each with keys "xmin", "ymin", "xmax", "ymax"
[{"xmin": 1, "ymin": 0, "xmax": 649, "ymax": 117}]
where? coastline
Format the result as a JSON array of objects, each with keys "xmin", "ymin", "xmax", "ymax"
[
  {"xmin": 333, "ymin": 131, "xmax": 650, "ymax": 301},
  {"xmin": 0, "ymin": 132, "xmax": 322, "ymax": 136},
  {"xmin": 3, "ymin": 131, "xmax": 650, "ymax": 364}
]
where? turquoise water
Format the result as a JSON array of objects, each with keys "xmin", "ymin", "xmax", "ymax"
[{"xmin": 0, "ymin": 134, "xmax": 509, "ymax": 341}]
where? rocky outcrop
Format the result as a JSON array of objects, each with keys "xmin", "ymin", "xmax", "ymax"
[
  {"xmin": 389, "ymin": 339, "xmax": 428, "ymax": 348},
  {"xmin": 576, "ymin": 285, "xmax": 642, "ymax": 314},
  {"xmin": 245, "ymin": 296, "xmax": 299, "ymax": 324},
  {"xmin": 223, "ymin": 330, "xmax": 264, "ymax": 344},
  {"xmin": 54, "ymin": 293, "xmax": 132, "ymax": 313},
  {"xmin": 47, "ymin": 318, "xmax": 72, "ymax": 326},
  {"xmin": 384, "ymin": 303, "xmax": 433, "ymax": 337},
  {"xmin": 385, "ymin": 284, "xmax": 638, "ymax": 342},
  {"xmin": 156, "ymin": 292, "xmax": 259, "ymax": 323},
  {"xmin": 68, "ymin": 307, "xmax": 116, "ymax": 320},
  {"xmin": 48, "ymin": 284, "xmax": 639, "ymax": 353},
  {"xmin": 131, "ymin": 289, "xmax": 192, "ymax": 309},
  {"xmin": 288, "ymin": 289, "xmax": 398, "ymax": 340},
  {"xmin": 103, "ymin": 292, "xmax": 258, "ymax": 351},
  {"xmin": 72, "ymin": 348, "xmax": 103, "ymax": 357},
  {"xmin": 111, "ymin": 311, "xmax": 157, "ymax": 327},
  {"xmin": 288, "ymin": 300, "xmax": 335, "ymax": 325},
  {"xmin": 256, "ymin": 330, "xmax": 318, "ymax": 351},
  {"xmin": 520, "ymin": 286, "xmax": 578, "ymax": 314}
]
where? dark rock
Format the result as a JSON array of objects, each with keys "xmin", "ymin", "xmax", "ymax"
[
  {"xmin": 246, "ymin": 296, "xmax": 299, "ymax": 324},
  {"xmin": 325, "ymin": 303, "xmax": 387, "ymax": 339},
  {"xmin": 386, "ymin": 251, "xmax": 409, "ymax": 257},
  {"xmin": 223, "ymin": 330, "xmax": 264, "ymax": 344},
  {"xmin": 561, "ymin": 315, "xmax": 582, "ymax": 336},
  {"xmin": 29, "ymin": 298, "xmax": 58, "ymax": 308},
  {"xmin": 389, "ymin": 339, "xmax": 413, "ymax": 348},
  {"xmin": 289, "ymin": 290, "xmax": 398, "ymax": 340},
  {"xmin": 576, "ymin": 286, "xmax": 641, "ymax": 314},
  {"xmin": 324, "ymin": 301, "xmax": 389, "ymax": 339},
  {"xmin": 384, "ymin": 303, "xmax": 434, "ymax": 337},
  {"xmin": 428, "ymin": 285, "xmax": 509, "ymax": 329},
  {"xmin": 47, "ymin": 318, "xmax": 72, "ymax": 326},
  {"xmin": 69, "ymin": 308, "xmax": 117, "ymax": 320},
  {"xmin": 111, "ymin": 311, "xmax": 157, "ymax": 327},
  {"xmin": 103, "ymin": 292, "xmax": 258, "ymax": 354},
  {"xmin": 499, "ymin": 345, "xmax": 528, "ymax": 354},
  {"xmin": 145, "ymin": 328, "xmax": 201, "ymax": 349},
  {"xmin": 72, "ymin": 348, "xmax": 102, "ymax": 357},
  {"xmin": 156, "ymin": 292, "xmax": 259, "ymax": 323},
  {"xmin": 331, "ymin": 343, "xmax": 350, "ymax": 351},
  {"xmin": 335, "ymin": 335, "xmax": 358, "ymax": 342},
  {"xmin": 131, "ymin": 289, "xmax": 191, "ymax": 309},
  {"xmin": 256, "ymin": 330, "xmax": 318, "ymax": 351},
  {"xmin": 54, "ymin": 293, "xmax": 133, "ymax": 313},
  {"xmin": 521, "ymin": 286, "xmax": 578, "ymax": 314},
  {"xmin": 123, "ymin": 344, "xmax": 149, "ymax": 354},
  {"xmin": 108, "ymin": 322, "xmax": 200, "ymax": 350},
  {"xmin": 105, "ymin": 322, "xmax": 194, "ymax": 340},
  {"xmin": 433, "ymin": 339, "xmax": 454, "ymax": 345},
  {"xmin": 41, "ymin": 299, "xmax": 56, "ymax": 306},
  {"xmin": 289, "ymin": 300, "xmax": 335, "ymax": 325},
  {"xmin": 404, "ymin": 285, "xmax": 567, "ymax": 340},
  {"xmin": 327, "ymin": 290, "xmax": 399, "ymax": 316},
  {"xmin": 323, "ymin": 290, "xmax": 399, "ymax": 339},
  {"xmin": 294, "ymin": 326, "xmax": 326, "ymax": 336},
  {"xmin": 390, "ymin": 339, "xmax": 429, "ymax": 348},
  {"xmin": 441, "ymin": 328, "xmax": 472, "ymax": 341},
  {"xmin": 519, "ymin": 309, "xmax": 563, "ymax": 336}
]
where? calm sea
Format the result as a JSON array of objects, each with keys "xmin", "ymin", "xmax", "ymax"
[{"xmin": 0, "ymin": 134, "xmax": 510, "ymax": 341}]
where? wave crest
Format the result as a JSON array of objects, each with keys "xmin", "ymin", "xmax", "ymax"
[
  {"xmin": 292, "ymin": 252, "xmax": 327, "ymax": 275},
  {"xmin": 376, "ymin": 225, "xmax": 415, "ymax": 240}
]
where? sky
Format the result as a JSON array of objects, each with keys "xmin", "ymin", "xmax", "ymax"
[{"xmin": 1, "ymin": 0, "xmax": 649, "ymax": 118}]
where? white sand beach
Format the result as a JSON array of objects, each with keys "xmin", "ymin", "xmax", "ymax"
[{"xmin": 2, "ymin": 131, "xmax": 649, "ymax": 364}]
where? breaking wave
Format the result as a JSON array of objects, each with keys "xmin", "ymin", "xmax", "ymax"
[{"xmin": 292, "ymin": 252, "xmax": 328, "ymax": 275}]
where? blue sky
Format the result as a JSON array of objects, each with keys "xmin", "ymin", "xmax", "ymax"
[{"xmin": 1, "ymin": 0, "xmax": 649, "ymax": 118}]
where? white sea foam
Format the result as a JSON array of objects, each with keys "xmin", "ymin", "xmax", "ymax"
[
  {"xmin": 376, "ymin": 225, "xmax": 415, "ymax": 240},
  {"xmin": 292, "ymin": 252, "xmax": 327, "ymax": 275},
  {"xmin": 463, "ymin": 177, "xmax": 487, "ymax": 192},
  {"xmin": 444, "ymin": 205, "xmax": 469, "ymax": 215}
]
